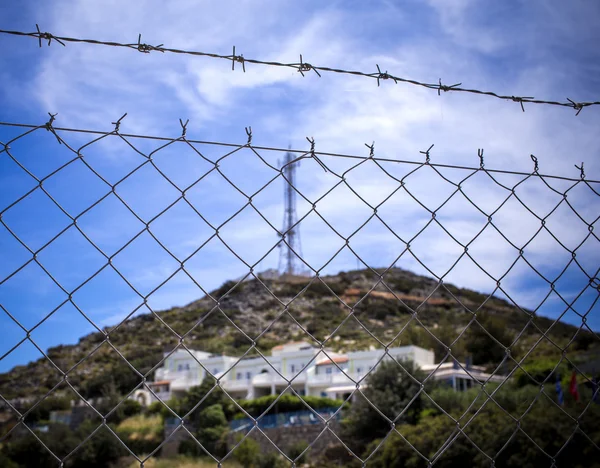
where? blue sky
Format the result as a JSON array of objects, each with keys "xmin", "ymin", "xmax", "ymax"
[{"xmin": 1, "ymin": 0, "xmax": 599, "ymax": 373}]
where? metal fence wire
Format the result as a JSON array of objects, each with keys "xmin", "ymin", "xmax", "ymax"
[{"xmin": 0, "ymin": 115, "xmax": 599, "ymax": 468}]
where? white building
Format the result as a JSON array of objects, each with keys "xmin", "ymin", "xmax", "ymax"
[{"xmin": 133, "ymin": 342, "xmax": 504, "ymax": 405}]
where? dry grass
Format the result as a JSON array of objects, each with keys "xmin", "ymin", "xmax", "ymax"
[{"xmin": 127, "ymin": 455, "xmax": 241, "ymax": 468}]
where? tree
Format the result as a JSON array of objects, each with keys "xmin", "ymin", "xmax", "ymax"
[
  {"xmin": 196, "ymin": 404, "xmax": 229, "ymax": 456},
  {"xmin": 177, "ymin": 377, "xmax": 234, "ymax": 419},
  {"xmin": 367, "ymin": 393, "xmax": 600, "ymax": 468},
  {"xmin": 465, "ymin": 313, "xmax": 511, "ymax": 365},
  {"xmin": 342, "ymin": 360, "xmax": 425, "ymax": 454}
]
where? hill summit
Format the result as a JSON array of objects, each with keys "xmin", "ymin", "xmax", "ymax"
[{"xmin": 0, "ymin": 268, "xmax": 594, "ymax": 401}]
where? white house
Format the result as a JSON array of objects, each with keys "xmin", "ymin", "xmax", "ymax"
[{"xmin": 132, "ymin": 342, "xmax": 504, "ymax": 405}]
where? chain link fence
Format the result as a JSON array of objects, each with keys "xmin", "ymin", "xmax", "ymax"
[{"xmin": 0, "ymin": 115, "xmax": 599, "ymax": 467}]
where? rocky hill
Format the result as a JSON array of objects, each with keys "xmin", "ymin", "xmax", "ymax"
[{"xmin": 0, "ymin": 268, "xmax": 596, "ymax": 401}]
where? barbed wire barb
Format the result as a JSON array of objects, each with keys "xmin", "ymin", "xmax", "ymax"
[
  {"xmin": 511, "ymin": 96, "xmax": 533, "ymax": 112},
  {"xmin": 230, "ymin": 45, "xmax": 246, "ymax": 72},
  {"xmin": 567, "ymin": 98, "xmax": 585, "ymax": 116},
  {"xmin": 297, "ymin": 54, "xmax": 321, "ymax": 77},
  {"xmin": 135, "ymin": 33, "xmax": 164, "ymax": 53},
  {"xmin": 35, "ymin": 24, "xmax": 65, "ymax": 47},
  {"xmin": 374, "ymin": 64, "xmax": 397, "ymax": 87},
  {"xmin": 437, "ymin": 78, "xmax": 462, "ymax": 96}
]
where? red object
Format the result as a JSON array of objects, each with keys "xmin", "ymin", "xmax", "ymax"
[{"xmin": 569, "ymin": 371, "xmax": 580, "ymax": 402}]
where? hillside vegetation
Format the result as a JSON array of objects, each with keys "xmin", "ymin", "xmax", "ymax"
[{"xmin": 0, "ymin": 268, "xmax": 596, "ymax": 401}]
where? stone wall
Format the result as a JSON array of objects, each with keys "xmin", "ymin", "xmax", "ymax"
[{"xmin": 227, "ymin": 422, "xmax": 341, "ymax": 458}]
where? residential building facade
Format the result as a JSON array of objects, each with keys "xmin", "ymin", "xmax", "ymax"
[{"xmin": 132, "ymin": 342, "xmax": 503, "ymax": 405}]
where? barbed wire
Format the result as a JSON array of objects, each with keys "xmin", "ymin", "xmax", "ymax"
[{"xmin": 0, "ymin": 25, "xmax": 599, "ymax": 115}]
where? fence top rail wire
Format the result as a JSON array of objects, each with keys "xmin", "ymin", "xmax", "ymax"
[
  {"xmin": 0, "ymin": 120, "xmax": 597, "ymax": 184},
  {"xmin": 0, "ymin": 25, "xmax": 599, "ymax": 115}
]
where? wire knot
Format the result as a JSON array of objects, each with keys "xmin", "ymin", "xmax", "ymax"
[
  {"xmin": 306, "ymin": 137, "xmax": 328, "ymax": 172},
  {"xmin": 420, "ymin": 144, "xmax": 434, "ymax": 163},
  {"xmin": 530, "ymin": 154, "xmax": 539, "ymax": 172},
  {"xmin": 437, "ymin": 78, "xmax": 462, "ymax": 96},
  {"xmin": 45, "ymin": 112, "xmax": 62, "ymax": 144},
  {"xmin": 230, "ymin": 46, "xmax": 246, "ymax": 72},
  {"xmin": 297, "ymin": 55, "xmax": 321, "ymax": 77},
  {"xmin": 478, "ymin": 148, "xmax": 484, "ymax": 169},
  {"xmin": 111, "ymin": 113, "xmax": 127, "ymax": 133},
  {"xmin": 365, "ymin": 141, "xmax": 375, "ymax": 158},
  {"xmin": 245, "ymin": 126, "xmax": 252, "ymax": 145},
  {"xmin": 35, "ymin": 24, "xmax": 65, "ymax": 47},
  {"xmin": 574, "ymin": 162, "xmax": 585, "ymax": 180},
  {"xmin": 375, "ymin": 64, "xmax": 397, "ymax": 87},
  {"xmin": 179, "ymin": 119, "xmax": 189, "ymax": 137},
  {"xmin": 136, "ymin": 34, "xmax": 164, "ymax": 53},
  {"xmin": 590, "ymin": 277, "xmax": 600, "ymax": 292},
  {"xmin": 567, "ymin": 98, "xmax": 584, "ymax": 116},
  {"xmin": 307, "ymin": 136, "xmax": 315, "ymax": 154}
]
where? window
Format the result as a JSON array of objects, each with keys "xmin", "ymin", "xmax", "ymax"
[
  {"xmin": 177, "ymin": 364, "xmax": 183, "ymax": 371},
  {"xmin": 357, "ymin": 367, "xmax": 362, "ymax": 374},
  {"xmin": 212, "ymin": 369, "xmax": 219, "ymax": 375},
  {"xmin": 236, "ymin": 372, "xmax": 242, "ymax": 380},
  {"xmin": 326, "ymin": 367, "xmax": 333, "ymax": 375},
  {"xmin": 246, "ymin": 372, "xmax": 252, "ymax": 380},
  {"xmin": 291, "ymin": 364, "xmax": 296, "ymax": 373},
  {"xmin": 320, "ymin": 391, "xmax": 328, "ymax": 397}
]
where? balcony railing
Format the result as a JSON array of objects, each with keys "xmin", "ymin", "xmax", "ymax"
[{"xmin": 252, "ymin": 372, "xmax": 308, "ymax": 386}]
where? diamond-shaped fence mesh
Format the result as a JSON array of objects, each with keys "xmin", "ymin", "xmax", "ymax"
[{"xmin": 0, "ymin": 118, "xmax": 599, "ymax": 468}]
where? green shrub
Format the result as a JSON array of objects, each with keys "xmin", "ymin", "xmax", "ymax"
[
  {"xmin": 196, "ymin": 404, "xmax": 229, "ymax": 456},
  {"xmin": 234, "ymin": 437, "xmax": 261, "ymax": 468},
  {"xmin": 287, "ymin": 439, "xmax": 309, "ymax": 464},
  {"xmin": 70, "ymin": 421, "xmax": 127, "ymax": 468},
  {"xmin": 368, "ymin": 401, "xmax": 600, "ymax": 468},
  {"xmin": 116, "ymin": 414, "xmax": 163, "ymax": 455},
  {"xmin": 513, "ymin": 357, "xmax": 567, "ymax": 388},
  {"xmin": 3, "ymin": 423, "xmax": 77, "ymax": 468},
  {"xmin": 342, "ymin": 360, "xmax": 425, "ymax": 453},
  {"xmin": 259, "ymin": 451, "xmax": 287, "ymax": 468},
  {"xmin": 24, "ymin": 395, "xmax": 71, "ymax": 423}
]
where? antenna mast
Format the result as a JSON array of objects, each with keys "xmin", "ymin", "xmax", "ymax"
[{"xmin": 278, "ymin": 150, "xmax": 304, "ymax": 275}]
